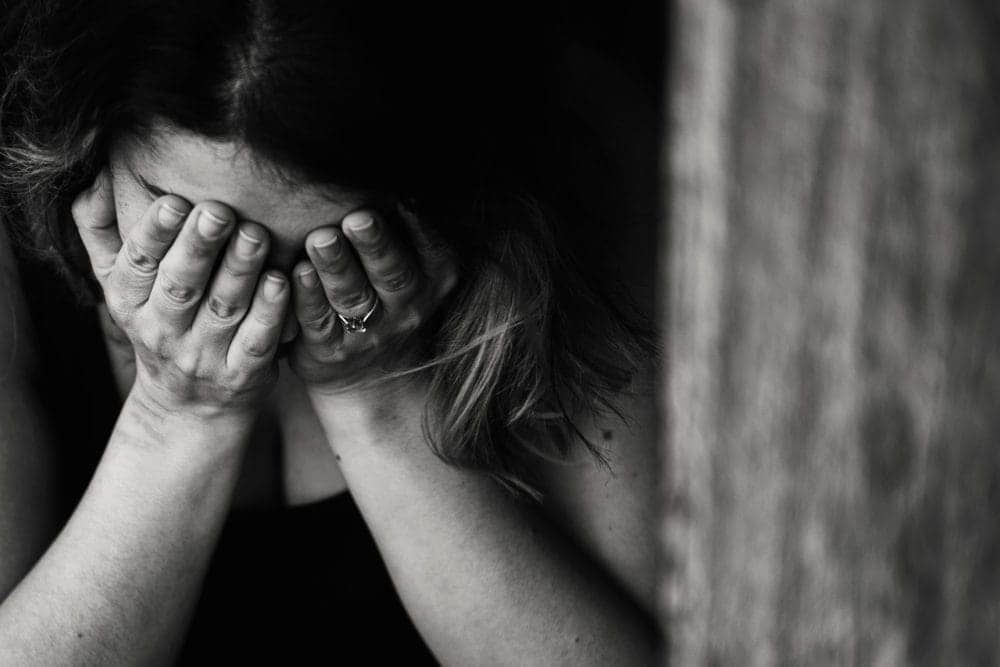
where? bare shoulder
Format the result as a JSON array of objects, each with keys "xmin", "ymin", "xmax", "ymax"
[
  {"xmin": 535, "ymin": 43, "xmax": 660, "ymax": 605},
  {"xmin": 536, "ymin": 361, "xmax": 659, "ymax": 615}
]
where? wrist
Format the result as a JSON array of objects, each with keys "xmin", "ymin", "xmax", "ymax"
[
  {"xmin": 118, "ymin": 383, "xmax": 256, "ymax": 455},
  {"xmin": 305, "ymin": 371, "xmax": 425, "ymax": 412},
  {"xmin": 129, "ymin": 374, "xmax": 260, "ymax": 421},
  {"xmin": 306, "ymin": 376, "xmax": 429, "ymax": 449}
]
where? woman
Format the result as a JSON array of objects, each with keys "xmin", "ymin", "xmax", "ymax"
[{"xmin": 0, "ymin": 0, "xmax": 660, "ymax": 663}]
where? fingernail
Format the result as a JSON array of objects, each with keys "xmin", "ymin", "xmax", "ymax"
[
  {"xmin": 263, "ymin": 273, "xmax": 286, "ymax": 301},
  {"xmin": 346, "ymin": 214, "xmax": 377, "ymax": 242},
  {"xmin": 158, "ymin": 202, "xmax": 187, "ymax": 229},
  {"xmin": 297, "ymin": 266, "xmax": 318, "ymax": 288},
  {"xmin": 236, "ymin": 227, "xmax": 262, "ymax": 258},
  {"xmin": 312, "ymin": 230, "xmax": 341, "ymax": 260},
  {"xmin": 197, "ymin": 209, "xmax": 230, "ymax": 239}
]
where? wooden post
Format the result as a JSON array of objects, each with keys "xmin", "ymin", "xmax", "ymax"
[{"xmin": 662, "ymin": 0, "xmax": 1000, "ymax": 664}]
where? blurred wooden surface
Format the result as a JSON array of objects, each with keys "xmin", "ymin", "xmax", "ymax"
[{"xmin": 661, "ymin": 0, "xmax": 1000, "ymax": 664}]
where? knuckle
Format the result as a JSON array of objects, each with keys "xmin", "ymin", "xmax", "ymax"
[
  {"xmin": 135, "ymin": 329, "xmax": 158, "ymax": 353},
  {"xmin": 377, "ymin": 265, "xmax": 416, "ymax": 293},
  {"xmin": 158, "ymin": 274, "xmax": 201, "ymax": 306},
  {"xmin": 251, "ymin": 308, "xmax": 279, "ymax": 327},
  {"xmin": 220, "ymin": 257, "xmax": 258, "ymax": 281},
  {"xmin": 104, "ymin": 293, "xmax": 129, "ymax": 321},
  {"xmin": 206, "ymin": 294, "xmax": 242, "ymax": 322},
  {"xmin": 336, "ymin": 286, "xmax": 375, "ymax": 312},
  {"xmin": 121, "ymin": 239, "xmax": 160, "ymax": 276},
  {"xmin": 93, "ymin": 257, "xmax": 117, "ymax": 281},
  {"xmin": 314, "ymin": 251, "xmax": 348, "ymax": 272},
  {"xmin": 240, "ymin": 335, "xmax": 274, "ymax": 359},
  {"xmin": 227, "ymin": 364, "xmax": 275, "ymax": 393},
  {"xmin": 141, "ymin": 331, "xmax": 171, "ymax": 360},
  {"xmin": 356, "ymin": 232, "xmax": 391, "ymax": 258},
  {"xmin": 301, "ymin": 307, "xmax": 335, "ymax": 332},
  {"xmin": 171, "ymin": 349, "xmax": 202, "ymax": 378}
]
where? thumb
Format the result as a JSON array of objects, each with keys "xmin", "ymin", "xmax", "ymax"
[{"xmin": 71, "ymin": 167, "xmax": 121, "ymax": 287}]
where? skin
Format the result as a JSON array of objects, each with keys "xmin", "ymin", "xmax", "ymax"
[
  {"xmin": 0, "ymin": 159, "xmax": 282, "ymax": 663},
  {"xmin": 0, "ymin": 125, "xmax": 660, "ymax": 663}
]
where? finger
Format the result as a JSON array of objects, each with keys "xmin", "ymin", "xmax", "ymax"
[
  {"xmin": 292, "ymin": 261, "xmax": 342, "ymax": 349},
  {"xmin": 304, "ymin": 227, "xmax": 380, "ymax": 323},
  {"xmin": 109, "ymin": 195, "xmax": 192, "ymax": 310},
  {"xmin": 396, "ymin": 200, "xmax": 450, "ymax": 263},
  {"xmin": 395, "ymin": 201, "xmax": 458, "ymax": 299},
  {"xmin": 192, "ymin": 222, "xmax": 269, "ymax": 339},
  {"xmin": 340, "ymin": 210, "xmax": 422, "ymax": 311},
  {"xmin": 71, "ymin": 169, "xmax": 120, "ymax": 288},
  {"xmin": 148, "ymin": 202, "xmax": 236, "ymax": 330},
  {"xmin": 228, "ymin": 271, "xmax": 289, "ymax": 370}
]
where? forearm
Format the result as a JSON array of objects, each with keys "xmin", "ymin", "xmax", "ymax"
[
  {"xmin": 310, "ymin": 385, "xmax": 657, "ymax": 666},
  {"xmin": 0, "ymin": 389, "xmax": 251, "ymax": 665}
]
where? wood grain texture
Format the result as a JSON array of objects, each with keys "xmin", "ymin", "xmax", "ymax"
[{"xmin": 661, "ymin": 1, "xmax": 1000, "ymax": 664}]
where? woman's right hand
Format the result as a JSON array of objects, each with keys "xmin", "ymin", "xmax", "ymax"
[{"xmin": 72, "ymin": 169, "xmax": 289, "ymax": 419}]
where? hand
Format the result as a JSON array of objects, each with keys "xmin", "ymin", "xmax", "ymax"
[
  {"xmin": 288, "ymin": 203, "xmax": 457, "ymax": 395},
  {"xmin": 72, "ymin": 169, "xmax": 290, "ymax": 418}
]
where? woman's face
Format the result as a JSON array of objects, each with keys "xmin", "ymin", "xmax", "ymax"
[{"xmin": 108, "ymin": 125, "xmax": 376, "ymax": 273}]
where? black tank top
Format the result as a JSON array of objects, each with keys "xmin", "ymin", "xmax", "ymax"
[
  {"xmin": 179, "ymin": 492, "xmax": 436, "ymax": 663},
  {"xmin": 16, "ymin": 253, "xmax": 437, "ymax": 664}
]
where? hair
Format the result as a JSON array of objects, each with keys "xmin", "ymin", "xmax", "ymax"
[{"xmin": 1, "ymin": 0, "xmax": 657, "ymax": 499}]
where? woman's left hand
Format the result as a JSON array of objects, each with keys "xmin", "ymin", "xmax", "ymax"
[{"xmin": 288, "ymin": 203, "xmax": 456, "ymax": 394}]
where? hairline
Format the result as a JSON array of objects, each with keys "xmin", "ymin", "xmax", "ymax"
[{"xmin": 112, "ymin": 117, "xmax": 367, "ymax": 208}]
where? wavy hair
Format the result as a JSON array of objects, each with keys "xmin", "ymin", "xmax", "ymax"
[{"xmin": 0, "ymin": 0, "xmax": 657, "ymax": 499}]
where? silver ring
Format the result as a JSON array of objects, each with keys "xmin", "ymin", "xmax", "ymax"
[{"xmin": 336, "ymin": 299, "xmax": 379, "ymax": 333}]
